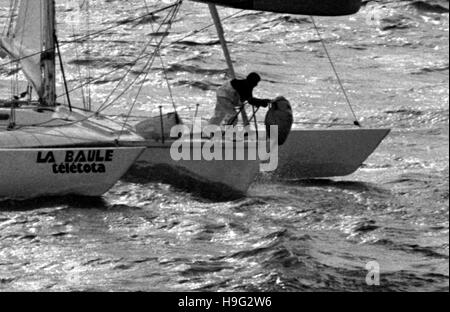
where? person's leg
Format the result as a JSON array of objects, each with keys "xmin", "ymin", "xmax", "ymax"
[
  {"xmin": 240, "ymin": 107, "xmax": 250, "ymax": 127},
  {"xmin": 209, "ymin": 96, "xmax": 235, "ymax": 126},
  {"xmin": 209, "ymin": 105, "xmax": 226, "ymax": 126}
]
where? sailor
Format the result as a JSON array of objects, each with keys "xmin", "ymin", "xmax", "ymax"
[{"xmin": 209, "ymin": 72, "xmax": 272, "ymax": 126}]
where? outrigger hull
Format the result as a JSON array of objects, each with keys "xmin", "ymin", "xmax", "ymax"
[{"xmin": 268, "ymin": 128, "xmax": 391, "ymax": 179}]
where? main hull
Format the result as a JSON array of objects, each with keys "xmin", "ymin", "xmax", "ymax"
[
  {"xmin": 0, "ymin": 147, "xmax": 144, "ymax": 200},
  {"xmin": 130, "ymin": 139, "xmax": 260, "ymax": 197},
  {"xmin": 0, "ymin": 104, "xmax": 146, "ymax": 201}
]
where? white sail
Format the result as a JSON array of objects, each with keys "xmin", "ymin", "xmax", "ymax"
[{"xmin": 0, "ymin": 0, "xmax": 44, "ymax": 97}]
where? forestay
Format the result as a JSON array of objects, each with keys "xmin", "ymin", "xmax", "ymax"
[
  {"xmin": 190, "ymin": 0, "xmax": 362, "ymax": 16},
  {"xmin": 0, "ymin": 0, "xmax": 44, "ymax": 97}
]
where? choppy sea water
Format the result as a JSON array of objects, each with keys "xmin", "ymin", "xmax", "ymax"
[{"xmin": 0, "ymin": 0, "xmax": 448, "ymax": 291}]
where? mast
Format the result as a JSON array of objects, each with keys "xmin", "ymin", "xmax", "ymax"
[
  {"xmin": 208, "ymin": 4, "xmax": 252, "ymax": 125},
  {"xmin": 208, "ymin": 4, "xmax": 235, "ymax": 79},
  {"xmin": 42, "ymin": 0, "xmax": 56, "ymax": 106}
]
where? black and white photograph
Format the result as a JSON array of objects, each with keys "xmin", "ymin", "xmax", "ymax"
[{"xmin": 0, "ymin": 0, "xmax": 448, "ymax": 297}]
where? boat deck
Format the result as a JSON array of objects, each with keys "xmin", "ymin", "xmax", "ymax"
[{"xmin": 0, "ymin": 104, "xmax": 145, "ymax": 148}]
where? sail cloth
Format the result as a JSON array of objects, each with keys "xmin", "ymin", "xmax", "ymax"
[
  {"xmin": 0, "ymin": 0, "xmax": 44, "ymax": 97},
  {"xmin": 191, "ymin": 0, "xmax": 362, "ymax": 16}
]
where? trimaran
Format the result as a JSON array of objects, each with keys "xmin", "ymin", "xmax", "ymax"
[{"xmin": 132, "ymin": 0, "xmax": 390, "ymax": 195}]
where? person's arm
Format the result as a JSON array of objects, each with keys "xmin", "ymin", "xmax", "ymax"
[
  {"xmin": 248, "ymin": 97, "xmax": 271, "ymax": 108},
  {"xmin": 241, "ymin": 87, "xmax": 271, "ymax": 108},
  {"xmin": 235, "ymin": 81, "xmax": 271, "ymax": 108}
]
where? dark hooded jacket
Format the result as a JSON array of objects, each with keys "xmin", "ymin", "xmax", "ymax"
[{"xmin": 230, "ymin": 79, "xmax": 271, "ymax": 108}]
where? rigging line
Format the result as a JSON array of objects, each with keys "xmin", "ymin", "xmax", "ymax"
[
  {"xmin": 95, "ymin": 2, "xmax": 180, "ymax": 114},
  {"xmin": 71, "ymin": 23, "xmax": 87, "ymax": 109},
  {"xmin": 56, "ymin": 8, "xmax": 177, "ymax": 105},
  {"xmin": 63, "ymin": 8, "xmax": 243, "ymax": 59},
  {"xmin": 25, "ymin": 127, "xmax": 71, "ymax": 145},
  {"xmin": 161, "ymin": 10, "xmax": 244, "ymax": 50},
  {"xmin": 87, "ymin": 0, "xmax": 93, "ymax": 111},
  {"xmin": 10, "ymin": 108, "xmax": 132, "ymax": 132},
  {"xmin": 13, "ymin": 61, "xmax": 18, "ymax": 96},
  {"xmin": 3, "ymin": 0, "xmax": 17, "ymax": 36},
  {"xmin": 38, "ymin": 12, "xmax": 179, "ymax": 131},
  {"xmin": 94, "ymin": 114, "xmax": 135, "ymax": 129},
  {"xmin": 55, "ymin": 34, "xmax": 72, "ymax": 111},
  {"xmin": 2, "ymin": 0, "xmax": 11, "ymax": 35},
  {"xmin": 14, "ymin": 117, "xmax": 67, "ymax": 128},
  {"xmin": 14, "ymin": 128, "xmax": 116, "ymax": 143},
  {"xmin": 143, "ymin": 0, "xmax": 177, "ymax": 113},
  {"xmin": 8, "ymin": 62, "xmax": 17, "ymax": 128},
  {"xmin": 293, "ymin": 121, "xmax": 357, "ymax": 126},
  {"xmin": 79, "ymin": 0, "xmax": 88, "ymax": 10},
  {"xmin": 117, "ymin": 2, "xmax": 182, "ymax": 129},
  {"xmin": 55, "ymin": 9, "xmax": 245, "ymax": 102},
  {"xmin": 9, "ymin": 107, "xmax": 132, "ymax": 131},
  {"xmin": 118, "ymin": 1, "xmax": 182, "ymax": 141},
  {"xmin": 0, "ymin": 2, "xmax": 182, "ymax": 69},
  {"xmin": 142, "ymin": 0, "xmax": 150, "ymax": 12},
  {"xmin": 310, "ymin": 16, "xmax": 361, "ymax": 127},
  {"xmin": 96, "ymin": 4, "xmax": 178, "ymax": 112},
  {"xmin": 13, "ymin": 112, "xmax": 95, "ymax": 129},
  {"xmin": 9, "ymin": 61, "xmax": 12, "ymax": 99},
  {"xmin": 159, "ymin": 51, "xmax": 178, "ymax": 115},
  {"xmin": 5, "ymin": 106, "xmax": 100, "ymax": 130},
  {"xmin": 145, "ymin": 2, "xmax": 179, "ymax": 117}
]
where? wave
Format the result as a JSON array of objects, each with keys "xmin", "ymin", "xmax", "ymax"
[
  {"xmin": 374, "ymin": 238, "xmax": 449, "ymax": 259},
  {"xmin": 411, "ymin": 64, "xmax": 449, "ymax": 75},
  {"xmin": 67, "ymin": 57, "xmax": 135, "ymax": 69},
  {"xmin": 409, "ymin": 1, "xmax": 449, "ymax": 14},
  {"xmin": 364, "ymin": 0, "xmax": 449, "ymax": 14},
  {"xmin": 0, "ymin": 66, "xmax": 20, "ymax": 77},
  {"xmin": 114, "ymin": 13, "xmax": 162, "ymax": 27},
  {"xmin": 173, "ymin": 79, "xmax": 221, "ymax": 91},
  {"xmin": 381, "ymin": 108, "xmax": 449, "ymax": 127},
  {"xmin": 176, "ymin": 39, "xmax": 220, "ymax": 46},
  {"xmin": 384, "ymin": 108, "xmax": 424, "ymax": 116},
  {"xmin": 165, "ymin": 63, "xmax": 228, "ymax": 76},
  {"xmin": 379, "ymin": 14, "xmax": 418, "ymax": 31},
  {"xmin": 277, "ymin": 15, "xmax": 311, "ymax": 24},
  {"xmin": 180, "ymin": 260, "xmax": 233, "ymax": 276}
]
